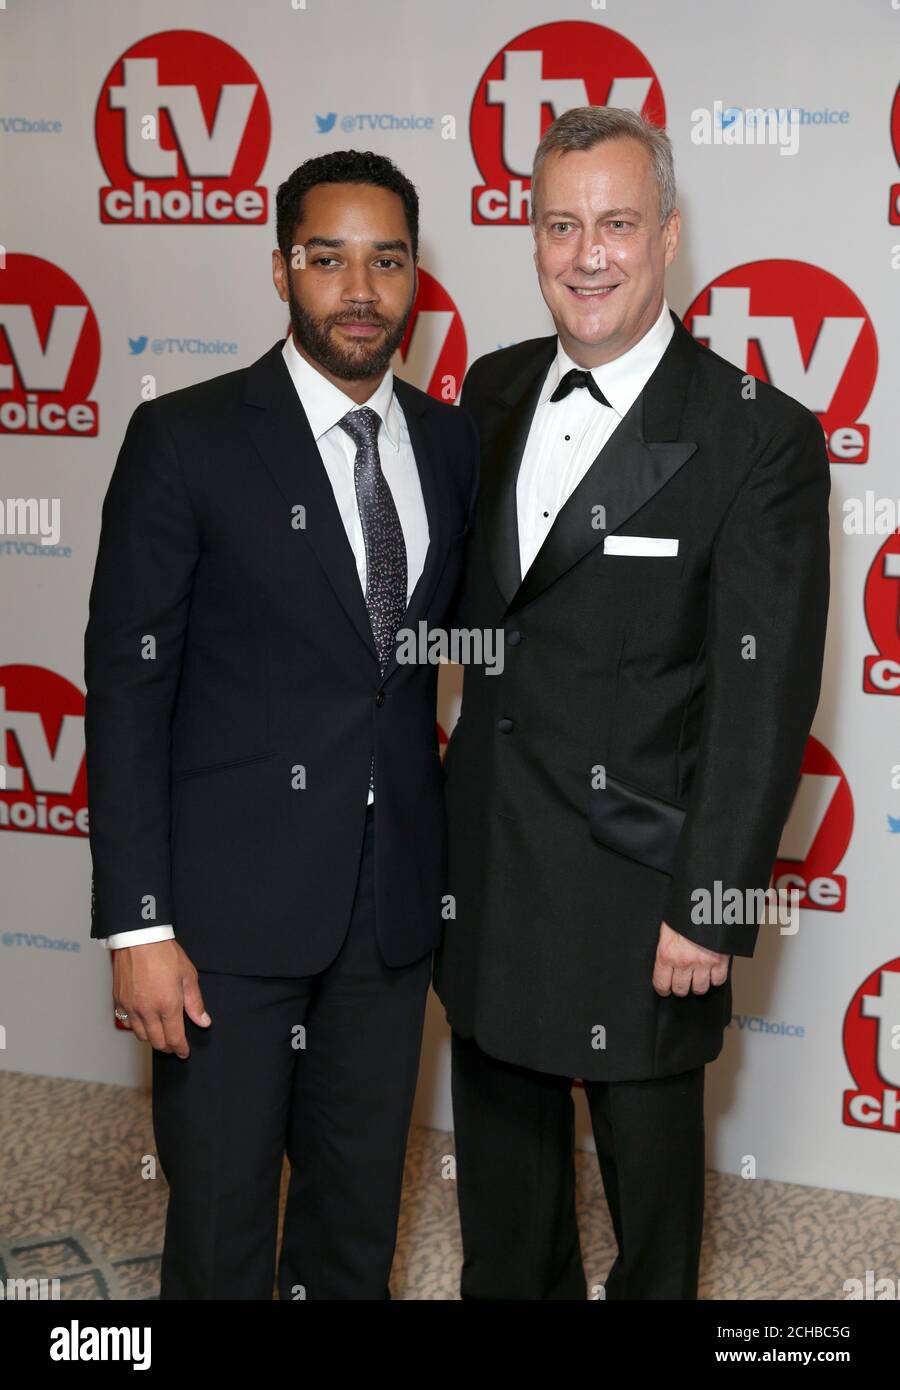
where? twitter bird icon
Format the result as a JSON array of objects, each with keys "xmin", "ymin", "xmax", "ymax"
[{"xmin": 316, "ymin": 113, "xmax": 337, "ymax": 134}]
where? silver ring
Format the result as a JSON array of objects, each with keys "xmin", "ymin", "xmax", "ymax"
[{"xmin": 114, "ymin": 1007, "xmax": 129, "ymax": 1022}]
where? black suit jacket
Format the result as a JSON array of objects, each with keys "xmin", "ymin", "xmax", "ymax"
[
  {"xmin": 433, "ymin": 311, "xmax": 830, "ymax": 1081},
  {"xmin": 85, "ymin": 339, "xmax": 478, "ymax": 974}
]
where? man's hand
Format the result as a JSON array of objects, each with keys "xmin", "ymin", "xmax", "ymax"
[
  {"xmin": 652, "ymin": 921, "xmax": 730, "ymax": 997},
  {"xmin": 112, "ymin": 940, "xmax": 210, "ymax": 1058}
]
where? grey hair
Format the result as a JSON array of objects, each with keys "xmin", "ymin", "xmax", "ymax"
[{"xmin": 530, "ymin": 107, "xmax": 676, "ymax": 225}]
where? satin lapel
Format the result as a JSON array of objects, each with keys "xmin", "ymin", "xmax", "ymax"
[
  {"xmin": 379, "ymin": 378, "xmax": 451, "ymax": 684},
  {"xmin": 510, "ymin": 406, "xmax": 697, "ymax": 612},
  {"xmin": 477, "ymin": 339, "xmax": 557, "ymax": 606},
  {"xmin": 509, "ymin": 313, "xmax": 700, "ymax": 615},
  {"xmin": 243, "ymin": 340, "xmax": 377, "ymax": 662}
]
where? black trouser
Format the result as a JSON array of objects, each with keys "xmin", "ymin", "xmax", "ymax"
[
  {"xmin": 450, "ymin": 1031, "xmax": 706, "ymax": 1300},
  {"xmin": 152, "ymin": 808, "xmax": 431, "ymax": 1299}
]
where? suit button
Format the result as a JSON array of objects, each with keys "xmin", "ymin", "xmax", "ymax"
[
  {"xmin": 375, "ymin": 690, "xmax": 385, "ymax": 707},
  {"xmin": 497, "ymin": 718, "xmax": 514, "ymax": 733},
  {"xmin": 506, "ymin": 630, "xmax": 522, "ymax": 646}
]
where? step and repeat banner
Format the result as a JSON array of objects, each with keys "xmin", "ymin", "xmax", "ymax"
[{"xmin": 1, "ymin": 0, "xmax": 899, "ymax": 1201}]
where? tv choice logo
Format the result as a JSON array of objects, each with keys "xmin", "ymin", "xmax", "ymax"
[
  {"xmin": 889, "ymin": 81, "xmax": 900, "ymax": 224},
  {"xmin": 683, "ymin": 261, "xmax": 877, "ymax": 464},
  {"xmin": 394, "ymin": 268, "xmax": 467, "ymax": 401},
  {"xmin": 0, "ymin": 255, "xmax": 100, "ymax": 437},
  {"xmin": 863, "ymin": 532, "xmax": 900, "ymax": 696},
  {"xmin": 470, "ymin": 21, "xmax": 665, "ymax": 226},
  {"xmin": 96, "ymin": 29, "xmax": 270, "ymax": 225},
  {"xmin": 0, "ymin": 665, "xmax": 88, "ymax": 838},
  {"xmin": 772, "ymin": 736, "xmax": 852, "ymax": 913},
  {"xmin": 843, "ymin": 958, "xmax": 900, "ymax": 1135}
]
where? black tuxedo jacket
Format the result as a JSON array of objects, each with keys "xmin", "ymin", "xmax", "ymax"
[
  {"xmin": 433, "ymin": 311, "xmax": 830, "ymax": 1081},
  {"xmin": 85, "ymin": 339, "xmax": 478, "ymax": 974}
]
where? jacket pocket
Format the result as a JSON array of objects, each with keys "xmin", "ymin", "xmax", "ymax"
[
  {"xmin": 173, "ymin": 750, "xmax": 278, "ymax": 781},
  {"xmin": 601, "ymin": 553, "xmax": 685, "ymax": 585},
  {"xmin": 588, "ymin": 771, "xmax": 686, "ymax": 874}
]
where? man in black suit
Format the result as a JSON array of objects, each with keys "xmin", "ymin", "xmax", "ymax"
[
  {"xmin": 433, "ymin": 107, "xmax": 830, "ymax": 1300},
  {"xmin": 85, "ymin": 150, "xmax": 477, "ymax": 1299}
]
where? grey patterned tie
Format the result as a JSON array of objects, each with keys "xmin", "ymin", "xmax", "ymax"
[{"xmin": 337, "ymin": 406, "xmax": 408, "ymax": 674}]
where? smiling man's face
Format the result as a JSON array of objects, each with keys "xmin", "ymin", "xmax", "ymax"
[{"xmin": 532, "ymin": 137, "xmax": 679, "ymax": 368}]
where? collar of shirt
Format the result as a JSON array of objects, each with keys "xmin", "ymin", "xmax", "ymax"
[
  {"xmin": 540, "ymin": 298, "xmax": 675, "ymax": 418},
  {"xmin": 281, "ymin": 332, "xmax": 402, "ymax": 452}
]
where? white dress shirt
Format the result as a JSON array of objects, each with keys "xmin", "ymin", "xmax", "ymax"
[
  {"xmin": 516, "ymin": 299, "xmax": 674, "ymax": 576},
  {"xmin": 100, "ymin": 334, "xmax": 428, "ymax": 949},
  {"xmin": 280, "ymin": 332, "xmax": 429, "ymax": 607}
]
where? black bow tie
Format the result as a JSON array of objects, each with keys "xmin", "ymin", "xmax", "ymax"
[{"xmin": 549, "ymin": 367, "xmax": 612, "ymax": 409}]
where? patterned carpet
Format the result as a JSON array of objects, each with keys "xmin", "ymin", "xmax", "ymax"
[{"xmin": 1, "ymin": 1070, "xmax": 896, "ymax": 1300}]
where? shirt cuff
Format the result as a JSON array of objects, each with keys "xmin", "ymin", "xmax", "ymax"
[{"xmin": 97, "ymin": 925, "xmax": 176, "ymax": 948}]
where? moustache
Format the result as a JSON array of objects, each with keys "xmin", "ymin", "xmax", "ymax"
[{"xmin": 332, "ymin": 315, "xmax": 386, "ymax": 327}]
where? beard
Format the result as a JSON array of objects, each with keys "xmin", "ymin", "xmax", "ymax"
[{"xmin": 286, "ymin": 279, "xmax": 413, "ymax": 381}]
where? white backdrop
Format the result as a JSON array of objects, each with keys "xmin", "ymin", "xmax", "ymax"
[{"xmin": 2, "ymin": 0, "xmax": 899, "ymax": 1202}]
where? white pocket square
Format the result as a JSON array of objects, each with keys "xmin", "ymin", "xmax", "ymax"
[{"xmin": 603, "ymin": 535, "xmax": 679, "ymax": 557}]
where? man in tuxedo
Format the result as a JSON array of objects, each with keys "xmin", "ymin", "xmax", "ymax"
[
  {"xmin": 85, "ymin": 150, "xmax": 477, "ymax": 1299},
  {"xmin": 433, "ymin": 107, "xmax": 830, "ymax": 1299}
]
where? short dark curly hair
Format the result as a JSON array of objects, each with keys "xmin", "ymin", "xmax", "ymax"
[{"xmin": 275, "ymin": 150, "xmax": 420, "ymax": 264}]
